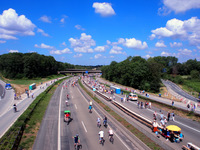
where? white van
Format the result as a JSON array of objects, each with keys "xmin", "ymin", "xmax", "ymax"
[{"xmin": 127, "ymin": 93, "xmax": 138, "ymax": 101}]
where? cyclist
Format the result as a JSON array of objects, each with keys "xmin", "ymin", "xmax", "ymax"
[
  {"xmin": 65, "ymin": 100, "xmax": 69, "ymax": 106},
  {"xmin": 13, "ymin": 104, "xmax": 17, "ymax": 112},
  {"xmin": 98, "ymin": 129, "xmax": 104, "ymax": 144},
  {"xmin": 67, "ymin": 94, "xmax": 69, "ymax": 100},
  {"xmin": 103, "ymin": 116, "xmax": 107, "ymax": 126},
  {"xmin": 97, "ymin": 117, "xmax": 101, "ymax": 127},
  {"xmin": 88, "ymin": 105, "xmax": 92, "ymax": 113},
  {"xmin": 108, "ymin": 129, "xmax": 114, "ymax": 141},
  {"xmin": 89, "ymin": 100, "xmax": 92, "ymax": 106},
  {"xmin": 72, "ymin": 134, "xmax": 80, "ymax": 148}
]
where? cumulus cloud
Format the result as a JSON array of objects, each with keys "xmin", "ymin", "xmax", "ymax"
[
  {"xmin": 161, "ymin": 51, "xmax": 172, "ymax": 56},
  {"xmin": 159, "ymin": 0, "xmax": 200, "ymax": 15},
  {"xmin": 144, "ymin": 55, "xmax": 151, "ymax": 59},
  {"xmin": 94, "ymin": 46, "xmax": 106, "ymax": 52},
  {"xmin": 94, "ymin": 54, "xmax": 102, "ymax": 59},
  {"xmin": 0, "ymin": 8, "xmax": 36, "ymax": 40},
  {"xmin": 39, "ymin": 15, "xmax": 51, "ymax": 23},
  {"xmin": 69, "ymin": 33, "xmax": 96, "ymax": 53},
  {"xmin": 151, "ymin": 17, "xmax": 200, "ymax": 45},
  {"xmin": 155, "ymin": 41, "xmax": 167, "ymax": 48},
  {"xmin": 34, "ymin": 43, "xmax": 54, "ymax": 49},
  {"xmin": 50, "ymin": 48, "xmax": 72, "ymax": 55},
  {"xmin": 123, "ymin": 38, "xmax": 148, "ymax": 49},
  {"xmin": 75, "ymin": 25, "xmax": 85, "ymax": 30},
  {"xmin": 170, "ymin": 42, "xmax": 182, "ymax": 47},
  {"xmin": 178, "ymin": 48, "xmax": 192, "ymax": 55},
  {"xmin": 74, "ymin": 53, "xmax": 83, "ymax": 58},
  {"xmin": 9, "ymin": 50, "xmax": 19, "ymax": 53},
  {"xmin": 109, "ymin": 46, "xmax": 123, "ymax": 54},
  {"xmin": 92, "ymin": 2, "xmax": 116, "ymax": 17},
  {"xmin": 37, "ymin": 28, "xmax": 49, "ymax": 37}
]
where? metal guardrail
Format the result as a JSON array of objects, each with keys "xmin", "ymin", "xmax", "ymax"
[{"xmin": 82, "ymin": 81, "xmax": 153, "ymax": 128}]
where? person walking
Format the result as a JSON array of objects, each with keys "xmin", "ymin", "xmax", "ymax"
[
  {"xmin": 172, "ymin": 100, "xmax": 174, "ymax": 106},
  {"xmin": 153, "ymin": 111, "xmax": 157, "ymax": 120},
  {"xmin": 187, "ymin": 103, "xmax": 190, "ymax": 111},
  {"xmin": 167, "ymin": 111, "xmax": 170, "ymax": 121},
  {"xmin": 149, "ymin": 102, "xmax": 151, "ymax": 109},
  {"xmin": 171, "ymin": 111, "xmax": 175, "ymax": 121}
]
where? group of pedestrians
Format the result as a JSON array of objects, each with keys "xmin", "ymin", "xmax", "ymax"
[{"xmin": 137, "ymin": 101, "xmax": 151, "ymax": 109}]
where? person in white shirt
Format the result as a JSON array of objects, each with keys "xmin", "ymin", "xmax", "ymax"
[
  {"xmin": 98, "ymin": 129, "xmax": 104, "ymax": 143},
  {"xmin": 108, "ymin": 129, "xmax": 114, "ymax": 140}
]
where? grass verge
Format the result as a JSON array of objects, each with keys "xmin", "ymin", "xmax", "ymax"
[
  {"xmin": 0, "ymin": 76, "xmax": 67, "ymax": 150},
  {"xmin": 79, "ymin": 80, "xmax": 163, "ymax": 150}
]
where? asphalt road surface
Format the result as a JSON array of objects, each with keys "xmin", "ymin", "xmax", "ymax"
[
  {"xmin": 0, "ymin": 80, "xmax": 14, "ymax": 116},
  {"xmin": 33, "ymin": 78, "xmax": 148, "ymax": 150},
  {"xmin": 162, "ymin": 80, "xmax": 199, "ymax": 102}
]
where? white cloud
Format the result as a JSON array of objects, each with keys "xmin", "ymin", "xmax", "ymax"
[
  {"xmin": 110, "ymin": 56, "xmax": 114, "ymax": 58},
  {"xmin": 109, "ymin": 46, "xmax": 123, "ymax": 54},
  {"xmin": 106, "ymin": 40, "xmax": 111, "ymax": 45},
  {"xmin": 60, "ymin": 18, "xmax": 65, "ymax": 23},
  {"xmin": 144, "ymin": 55, "xmax": 151, "ymax": 59},
  {"xmin": 74, "ymin": 53, "xmax": 83, "ymax": 58},
  {"xmin": 161, "ymin": 51, "xmax": 171, "ymax": 56},
  {"xmin": 123, "ymin": 38, "xmax": 148, "ymax": 49},
  {"xmin": 92, "ymin": 2, "xmax": 116, "ymax": 17},
  {"xmin": 0, "ymin": 8, "xmax": 35, "ymax": 39},
  {"xmin": 34, "ymin": 43, "xmax": 54, "ymax": 49},
  {"xmin": 75, "ymin": 25, "xmax": 85, "ymax": 30},
  {"xmin": 37, "ymin": 28, "xmax": 49, "ymax": 37},
  {"xmin": 170, "ymin": 42, "xmax": 182, "ymax": 47},
  {"xmin": 39, "ymin": 15, "xmax": 51, "ymax": 23},
  {"xmin": 149, "ymin": 34, "xmax": 156, "ymax": 40},
  {"xmin": 151, "ymin": 17, "xmax": 200, "ymax": 45},
  {"xmin": 0, "ymin": 40, "xmax": 6, "ymax": 43},
  {"xmin": 0, "ymin": 34, "xmax": 17, "ymax": 40},
  {"xmin": 62, "ymin": 42, "xmax": 66, "ymax": 46},
  {"xmin": 94, "ymin": 54, "xmax": 102, "ymax": 59},
  {"xmin": 94, "ymin": 46, "xmax": 106, "ymax": 52},
  {"xmin": 69, "ymin": 33, "xmax": 96, "ymax": 53},
  {"xmin": 178, "ymin": 48, "xmax": 192, "ymax": 55},
  {"xmin": 9, "ymin": 50, "xmax": 19, "ymax": 53},
  {"xmin": 155, "ymin": 41, "xmax": 167, "ymax": 48},
  {"xmin": 159, "ymin": 0, "xmax": 200, "ymax": 14},
  {"xmin": 50, "ymin": 48, "xmax": 72, "ymax": 55}
]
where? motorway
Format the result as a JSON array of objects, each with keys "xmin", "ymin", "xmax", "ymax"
[
  {"xmin": 85, "ymin": 77, "xmax": 200, "ymax": 149},
  {"xmin": 33, "ymin": 78, "xmax": 150, "ymax": 150},
  {"xmin": 162, "ymin": 79, "xmax": 200, "ymax": 102}
]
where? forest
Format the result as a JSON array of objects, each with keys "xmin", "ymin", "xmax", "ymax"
[
  {"xmin": 0, "ymin": 53, "xmax": 101, "ymax": 79},
  {"xmin": 101, "ymin": 56, "xmax": 200, "ymax": 92}
]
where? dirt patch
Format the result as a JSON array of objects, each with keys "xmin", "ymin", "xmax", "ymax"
[{"xmin": 12, "ymin": 84, "xmax": 29, "ymax": 96}]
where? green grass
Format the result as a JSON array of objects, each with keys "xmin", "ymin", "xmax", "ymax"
[
  {"xmin": 183, "ymin": 80, "xmax": 200, "ymax": 93},
  {"xmin": 1, "ymin": 74, "xmax": 65, "ymax": 85}
]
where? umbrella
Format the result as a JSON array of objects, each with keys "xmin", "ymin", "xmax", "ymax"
[{"xmin": 166, "ymin": 125, "xmax": 181, "ymax": 131}]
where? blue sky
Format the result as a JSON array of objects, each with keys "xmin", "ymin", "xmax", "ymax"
[{"xmin": 0, "ymin": 0, "xmax": 200, "ymax": 65}]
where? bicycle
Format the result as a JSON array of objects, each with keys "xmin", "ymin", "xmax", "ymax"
[
  {"xmin": 74, "ymin": 143, "xmax": 82, "ymax": 150},
  {"xmin": 100, "ymin": 137, "xmax": 105, "ymax": 145},
  {"xmin": 109, "ymin": 135, "xmax": 114, "ymax": 144},
  {"xmin": 97, "ymin": 122, "xmax": 101, "ymax": 128}
]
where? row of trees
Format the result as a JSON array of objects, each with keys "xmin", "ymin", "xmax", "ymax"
[
  {"xmin": 0, "ymin": 52, "xmax": 102, "ymax": 79},
  {"xmin": 101, "ymin": 56, "xmax": 200, "ymax": 92}
]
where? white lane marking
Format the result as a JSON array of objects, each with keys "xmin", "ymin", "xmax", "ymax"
[
  {"xmin": 81, "ymin": 121, "xmax": 87, "ymax": 133},
  {"xmin": 115, "ymin": 94, "xmax": 200, "ymax": 133},
  {"xmin": 77, "ymin": 86, "xmax": 130, "ymax": 150},
  {"xmin": 175, "ymin": 121, "xmax": 200, "ymax": 133},
  {"xmin": 58, "ymin": 86, "xmax": 63, "ymax": 150},
  {"xmin": 75, "ymin": 104, "xmax": 77, "ymax": 109}
]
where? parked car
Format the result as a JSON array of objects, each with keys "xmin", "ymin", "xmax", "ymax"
[{"xmin": 5, "ymin": 83, "xmax": 12, "ymax": 90}]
